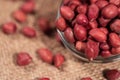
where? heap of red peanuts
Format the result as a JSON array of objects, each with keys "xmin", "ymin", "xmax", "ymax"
[
  {"xmin": 56, "ymin": 0, "xmax": 120, "ymax": 61},
  {"xmin": 2, "ymin": 0, "xmax": 120, "ymax": 80}
]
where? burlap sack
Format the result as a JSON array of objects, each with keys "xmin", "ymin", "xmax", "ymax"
[{"xmin": 0, "ymin": 0, "xmax": 120, "ymax": 80}]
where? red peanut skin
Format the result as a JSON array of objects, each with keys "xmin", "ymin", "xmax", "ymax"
[
  {"xmin": 37, "ymin": 18, "xmax": 50, "ymax": 32},
  {"xmin": 22, "ymin": 27, "xmax": 36, "ymax": 38},
  {"xmin": 110, "ymin": 0, "xmax": 120, "ymax": 6},
  {"xmin": 74, "ymin": 24, "xmax": 87, "ymax": 41},
  {"xmin": 60, "ymin": 6, "xmax": 74, "ymax": 20},
  {"xmin": 100, "ymin": 42, "xmax": 110, "ymax": 50},
  {"xmin": 13, "ymin": 10, "xmax": 27, "ymax": 22},
  {"xmin": 37, "ymin": 48, "xmax": 53, "ymax": 64},
  {"xmin": 88, "ymin": 20, "xmax": 98, "ymax": 29},
  {"xmin": 88, "ymin": 4, "xmax": 99, "ymax": 21},
  {"xmin": 85, "ymin": 39, "xmax": 99, "ymax": 61},
  {"xmin": 90, "ymin": 0, "xmax": 97, "ymax": 3},
  {"xmin": 100, "ymin": 50, "xmax": 112, "ymax": 58},
  {"xmin": 98, "ymin": 17, "xmax": 111, "ymax": 27},
  {"xmin": 104, "ymin": 69, "xmax": 120, "ymax": 80},
  {"xmin": 110, "ymin": 19, "xmax": 120, "ymax": 34},
  {"xmin": 39, "ymin": 78, "xmax": 50, "ymax": 80},
  {"xmin": 95, "ymin": 0, "xmax": 108, "ymax": 9},
  {"xmin": 63, "ymin": 0, "xmax": 70, "ymax": 5},
  {"xmin": 81, "ymin": 77, "xmax": 92, "ymax": 80},
  {"xmin": 99, "ymin": 27, "xmax": 108, "ymax": 35},
  {"xmin": 102, "ymin": 4, "xmax": 118, "ymax": 19},
  {"xmin": 17, "ymin": 52, "xmax": 32, "ymax": 66},
  {"xmin": 118, "ymin": 7, "xmax": 120, "ymax": 18},
  {"xmin": 21, "ymin": 1, "xmax": 35, "ymax": 13},
  {"xmin": 54, "ymin": 53, "xmax": 65, "ymax": 68},
  {"xmin": 2, "ymin": 22, "xmax": 17, "ymax": 34},
  {"xmin": 75, "ymin": 41, "xmax": 86, "ymax": 51},
  {"xmin": 109, "ymin": 33, "xmax": 120, "ymax": 47},
  {"xmin": 68, "ymin": 0, "xmax": 81, "ymax": 10},
  {"xmin": 64, "ymin": 27, "xmax": 75, "ymax": 43},
  {"xmin": 56, "ymin": 17, "xmax": 67, "ymax": 31},
  {"xmin": 76, "ymin": 4, "xmax": 87, "ymax": 14},
  {"xmin": 76, "ymin": 14, "xmax": 88, "ymax": 26},
  {"xmin": 111, "ymin": 47, "xmax": 120, "ymax": 55},
  {"xmin": 89, "ymin": 28, "xmax": 107, "ymax": 42}
]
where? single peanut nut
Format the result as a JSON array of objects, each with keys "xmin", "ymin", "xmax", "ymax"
[
  {"xmin": 16, "ymin": 52, "xmax": 32, "ymax": 66},
  {"xmin": 76, "ymin": 4, "xmax": 87, "ymax": 14},
  {"xmin": 103, "ymin": 69, "xmax": 120, "ymax": 80},
  {"xmin": 37, "ymin": 48, "xmax": 53, "ymax": 64},
  {"xmin": 100, "ymin": 42, "xmax": 110, "ymax": 50},
  {"xmin": 99, "ymin": 27, "xmax": 108, "ymax": 35},
  {"xmin": 60, "ymin": 6, "xmax": 75, "ymax": 20},
  {"xmin": 22, "ymin": 27, "xmax": 36, "ymax": 38},
  {"xmin": 110, "ymin": 19, "xmax": 120, "ymax": 34},
  {"xmin": 13, "ymin": 10, "xmax": 27, "ymax": 23},
  {"xmin": 98, "ymin": 17, "xmax": 111, "ymax": 27},
  {"xmin": 109, "ymin": 33, "xmax": 120, "ymax": 47},
  {"xmin": 21, "ymin": 1, "xmax": 35, "ymax": 13},
  {"xmin": 100, "ymin": 50, "xmax": 112, "ymax": 58},
  {"xmin": 111, "ymin": 47, "xmax": 120, "ymax": 55},
  {"xmin": 95, "ymin": 0, "xmax": 108, "ymax": 9},
  {"xmin": 89, "ymin": 28, "xmax": 107, "ymax": 42},
  {"xmin": 56, "ymin": 17, "xmax": 67, "ymax": 31},
  {"xmin": 88, "ymin": 4, "xmax": 99, "ymax": 21},
  {"xmin": 2, "ymin": 22, "xmax": 17, "ymax": 34},
  {"xmin": 85, "ymin": 39, "xmax": 99, "ymax": 61},
  {"xmin": 75, "ymin": 41, "xmax": 86, "ymax": 52},
  {"xmin": 64, "ymin": 27, "xmax": 75, "ymax": 43},
  {"xmin": 74, "ymin": 24, "xmax": 87, "ymax": 41},
  {"xmin": 76, "ymin": 14, "xmax": 88, "ymax": 26},
  {"xmin": 102, "ymin": 4, "xmax": 118, "ymax": 19},
  {"xmin": 53, "ymin": 53, "xmax": 65, "ymax": 68}
]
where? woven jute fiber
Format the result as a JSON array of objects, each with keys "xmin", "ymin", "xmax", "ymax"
[{"xmin": 0, "ymin": 0, "xmax": 120, "ymax": 80}]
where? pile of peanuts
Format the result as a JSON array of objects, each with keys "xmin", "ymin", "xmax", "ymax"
[
  {"xmin": 2, "ymin": 0, "xmax": 120, "ymax": 80},
  {"xmin": 56, "ymin": 0, "xmax": 120, "ymax": 61}
]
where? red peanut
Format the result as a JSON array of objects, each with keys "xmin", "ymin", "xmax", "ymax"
[
  {"xmin": 100, "ymin": 50, "xmax": 112, "ymax": 58},
  {"xmin": 2, "ymin": 22, "xmax": 17, "ymax": 34},
  {"xmin": 64, "ymin": 27, "xmax": 75, "ymax": 43},
  {"xmin": 110, "ymin": 19, "xmax": 120, "ymax": 34},
  {"xmin": 88, "ymin": 20, "xmax": 98, "ymax": 29},
  {"xmin": 68, "ymin": 0, "xmax": 81, "ymax": 10},
  {"xmin": 76, "ymin": 14, "xmax": 88, "ymax": 26},
  {"xmin": 21, "ymin": 1, "xmax": 35, "ymax": 13},
  {"xmin": 89, "ymin": 28, "xmax": 107, "ymax": 42},
  {"xmin": 88, "ymin": 4, "xmax": 99, "ymax": 21},
  {"xmin": 100, "ymin": 42, "xmax": 110, "ymax": 50},
  {"xmin": 76, "ymin": 4, "xmax": 87, "ymax": 14},
  {"xmin": 16, "ymin": 52, "xmax": 32, "ymax": 66},
  {"xmin": 99, "ymin": 27, "xmax": 108, "ymax": 35},
  {"xmin": 102, "ymin": 4, "xmax": 118, "ymax": 19},
  {"xmin": 95, "ymin": 0, "xmax": 108, "ymax": 9},
  {"xmin": 81, "ymin": 77, "xmax": 92, "ymax": 80},
  {"xmin": 60, "ymin": 6, "xmax": 74, "ymax": 20},
  {"xmin": 85, "ymin": 39, "xmax": 99, "ymax": 61},
  {"xmin": 75, "ymin": 41, "xmax": 86, "ymax": 52},
  {"xmin": 37, "ymin": 48, "xmax": 53, "ymax": 64},
  {"xmin": 56, "ymin": 17, "xmax": 67, "ymax": 31},
  {"xmin": 74, "ymin": 24, "xmax": 87, "ymax": 41},
  {"xmin": 111, "ymin": 47, "xmax": 120, "ymax": 55},
  {"xmin": 39, "ymin": 78, "xmax": 50, "ymax": 80},
  {"xmin": 22, "ymin": 27, "xmax": 36, "ymax": 38},
  {"xmin": 53, "ymin": 53, "xmax": 65, "ymax": 68},
  {"xmin": 110, "ymin": 0, "xmax": 120, "ymax": 6},
  {"xmin": 37, "ymin": 18, "xmax": 50, "ymax": 32},
  {"xmin": 13, "ymin": 10, "xmax": 27, "ymax": 22},
  {"xmin": 103, "ymin": 69, "xmax": 120, "ymax": 80},
  {"xmin": 98, "ymin": 17, "xmax": 111, "ymax": 27},
  {"xmin": 109, "ymin": 33, "xmax": 120, "ymax": 47}
]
